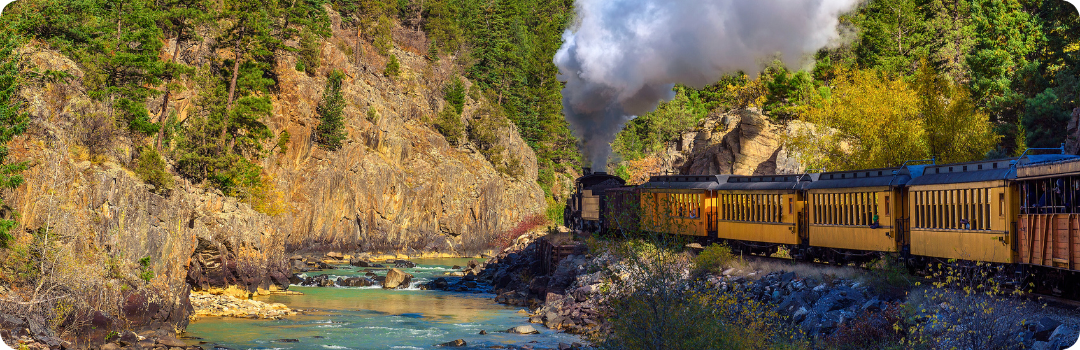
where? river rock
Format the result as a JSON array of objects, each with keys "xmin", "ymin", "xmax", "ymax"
[
  {"xmin": 326, "ymin": 252, "xmax": 344, "ymax": 260},
  {"xmin": 394, "ymin": 260, "xmax": 417, "ymax": 268},
  {"xmin": 508, "ymin": 325, "xmax": 539, "ymax": 334},
  {"xmin": 383, "ymin": 269, "xmax": 414, "ymax": 289},
  {"xmin": 338, "ymin": 277, "xmax": 375, "ymax": 287},
  {"xmin": 438, "ymin": 339, "xmax": 467, "ymax": 347},
  {"xmin": 349, "ymin": 258, "xmax": 371, "ymax": 267}
]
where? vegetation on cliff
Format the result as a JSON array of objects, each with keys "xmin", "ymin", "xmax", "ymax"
[{"xmin": 613, "ymin": 0, "xmax": 1078, "ymax": 174}]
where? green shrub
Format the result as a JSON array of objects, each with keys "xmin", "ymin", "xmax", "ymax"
[
  {"xmin": 134, "ymin": 147, "xmax": 174, "ymax": 195},
  {"xmin": 384, "ymin": 54, "xmax": 400, "ymax": 78},
  {"xmin": 434, "ymin": 106, "xmax": 463, "ymax": 145},
  {"xmin": 366, "ymin": 107, "xmax": 380, "ymax": 123},
  {"xmin": 693, "ymin": 243, "xmax": 736, "ymax": 274},
  {"xmin": 298, "ymin": 31, "xmax": 321, "ymax": 73},
  {"xmin": 443, "ymin": 78, "xmax": 466, "ymax": 114},
  {"xmin": 295, "ymin": 60, "xmax": 306, "ymax": 72},
  {"xmin": 138, "ymin": 256, "xmax": 154, "ymax": 282},
  {"xmin": 275, "ymin": 130, "xmax": 290, "ymax": 154}
]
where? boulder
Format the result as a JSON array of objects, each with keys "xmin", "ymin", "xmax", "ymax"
[
  {"xmin": 507, "ymin": 325, "xmax": 539, "ymax": 334},
  {"xmin": 349, "ymin": 258, "xmax": 371, "ymax": 267},
  {"xmin": 1035, "ymin": 317, "xmax": 1062, "ymax": 341},
  {"xmin": 383, "ymin": 268, "xmax": 414, "ymax": 289},
  {"xmin": 326, "ymin": 252, "xmax": 344, "ymax": 260},
  {"xmin": 338, "ymin": 277, "xmax": 375, "ymax": 287},
  {"xmin": 394, "ymin": 260, "xmax": 417, "ymax": 268},
  {"xmin": 438, "ymin": 339, "xmax": 467, "ymax": 347}
]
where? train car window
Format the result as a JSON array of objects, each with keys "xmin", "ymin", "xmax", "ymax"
[
  {"xmin": 885, "ymin": 195, "xmax": 891, "ymax": 216},
  {"xmin": 999, "ymin": 192, "xmax": 1005, "ymax": 217},
  {"xmin": 788, "ymin": 197, "xmax": 793, "ymax": 215}
]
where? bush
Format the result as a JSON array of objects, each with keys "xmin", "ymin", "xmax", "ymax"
[
  {"xmin": 275, "ymin": 130, "xmax": 290, "ymax": 154},
  {"xmin": 495, "ymin": 214, "xmax": 547, "ymax": 248},
  {"xmin": 384, "ymin": 54, "xmax": 400, "ymax": 78},
  {"xmin": 133, "ymin": 147, "xmax": 174, "ymax": 195},
  {"xmin": 443, "ymin": 78, "xmax": 466, "ymax": 114},
  {"xmin": 137, "ymin": 256, "xmax": 154, "ymax": 283},
  {"xmin": 434, "ymin": 106, "xmax": 463, "ymax": 145},
  {"xmin": 692, "ymin": 243, "xmax": 736, "ymax": 274},
  {"xmin": 80, "ymin": 113, "xmax": 118, "ymax": 159},
  {"xmin": 298, "ymin": 31, "xmax": 321, "ymax": 74}
]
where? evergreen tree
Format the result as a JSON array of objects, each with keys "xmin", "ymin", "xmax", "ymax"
[
  {"xmin": 316, "ymin": 70, "xmax": 347, "ymax": 150},
  {"xmin": 0, "ymin": 31, "xmax": 28, "ymax": 248}
]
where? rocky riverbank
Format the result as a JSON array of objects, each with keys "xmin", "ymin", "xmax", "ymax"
[
  {"xmin": 188, "ymin": 293, "xmax": 297, "ymax": 320},
  {"xmin": 472, "ymin": 232, "xmax": 1080, "ymax": 349}
]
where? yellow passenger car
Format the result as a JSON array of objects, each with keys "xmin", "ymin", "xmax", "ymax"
[
  {"xmin": 805, "ymin": 168, "xmax": 910, "ymax": 259},
  {"xmin": 906, "ymin": 159, "xmax": 1019, "ymax": 264},
  {"xmin": 639, "ymin": 175, "xmax": 717, "ymax": 237},
  {"xmin": 713, "ymin": 175, "xmax": 811, "ymax": 249}
]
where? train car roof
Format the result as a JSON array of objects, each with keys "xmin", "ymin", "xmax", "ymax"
[
  {"xmin": 713, "ymin": 174, "xmax": 814, "ymax": 191},
  {"xmin": 640, "ymin": 175, "xmax": 718, "ymax": 190},
  {"xmin": 907, "ymin": 158, "xmax": 1018, "ymax": 186},
  {"xmin": 806, "ymin": 167, "xmax": 912, "ymax": 190},
  {"xmin": 1016, "ymin": 154, "xmax": 1080, "ymax": 179}
]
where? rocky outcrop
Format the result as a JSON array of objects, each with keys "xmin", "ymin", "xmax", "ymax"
[
  {"xmin": 671, "ymin": 108, "xmax": 802, "ymax": 176},
  {"xmin": 624, "ymin": 108, "xmax": 803, "ymax": 183}
]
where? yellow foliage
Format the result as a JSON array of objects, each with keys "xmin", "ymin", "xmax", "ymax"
[
  {"xmin": 624, "ymin": 156, "xmax": 664, "ymax": 185},
  {"xmin": 787, "ymin": 65, "xmax": 998, "ymax": 171},
  {"xmin": 787, "ymin": 68, "xmax": 925, "ymax": 170}
]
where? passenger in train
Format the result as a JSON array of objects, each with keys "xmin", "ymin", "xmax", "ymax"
[
  {"xmin": 870, "ymin": 213, "xmax": 880, "ymax": 229},
  {"xmin": 1037, "ymin": 181, "xmax": 1050, "ymax": 212},
  {"xmin": 959, "ymin": 218, "xmax": 970, "ymax": 230}
]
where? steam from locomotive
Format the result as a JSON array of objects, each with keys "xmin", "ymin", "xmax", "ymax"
[{"xmin": 555, "ymin": 0, "xmax": 860, "ymax": 171}]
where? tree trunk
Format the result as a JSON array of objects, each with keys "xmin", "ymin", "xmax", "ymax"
[{"xmin": 156, "ymin": 19, "xmax": 185, "ymax": 151}]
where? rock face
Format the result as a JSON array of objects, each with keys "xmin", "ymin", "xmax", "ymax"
[
  {"xmin": 626, "ymin": 108, "xmax": 803, "ymax": 183},
  {"xmin": 674, "ymin": 108, "xmax": 802, "ymax": 176},
  {"xmin": 2, "ymin": 8, "xmax": 546, "ymax": 348}
]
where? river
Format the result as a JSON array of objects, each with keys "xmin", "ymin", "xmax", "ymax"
[{"xmin": 184, "ymin": 258, "xmax": 586, "ymax": 349}]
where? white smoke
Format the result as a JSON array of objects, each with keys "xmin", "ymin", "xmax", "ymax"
[{"xmin": 556, "ymin": 0, "xmax": 860, "ymax": 170}]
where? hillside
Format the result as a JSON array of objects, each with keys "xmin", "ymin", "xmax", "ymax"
[{"xmin": 0, "ymin": 2, "xmax": 553, "ymax": 347}]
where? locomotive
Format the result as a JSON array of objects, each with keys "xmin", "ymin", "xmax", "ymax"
[
  {"xmin": 563, "ymin": 168, "xmax": 625, "ymax": 232},
  {"xmin": 566, "ymin": 150, "xmax": 1080, "ymax": 294}
]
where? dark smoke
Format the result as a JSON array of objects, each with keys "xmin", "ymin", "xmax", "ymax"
[{"xmin": 556, "ymin": 0, "xmax": 860, "ymax": 170}]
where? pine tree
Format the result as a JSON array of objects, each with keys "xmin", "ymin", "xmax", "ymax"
[
  {"xmin": 0, "ymin": 31, "xmax": 28, "ymax": 248},
  {"xmin": 315, "ymin": 70, "xmax": 347, "ymax": 150}
]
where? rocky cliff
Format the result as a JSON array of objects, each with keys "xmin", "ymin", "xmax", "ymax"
[
  {"xmin": 623, "ymin": 108, "xmax": 803, "ymax": 183},
  {"xmin": 1, "ymin": 10, "xmax": 545, "ymax": 348}
]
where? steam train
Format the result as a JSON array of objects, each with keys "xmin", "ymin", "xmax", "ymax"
[{"xmin": 565, "ymin": 151, "xmax": 1080, "ymax": 294}]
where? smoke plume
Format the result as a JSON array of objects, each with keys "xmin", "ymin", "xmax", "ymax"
[{"xmin": 556, "ymin": 0, "xmax": 860, "ymax": 170}]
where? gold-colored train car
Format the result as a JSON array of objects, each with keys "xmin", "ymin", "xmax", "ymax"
[
  {"xmin": 804, "ymin": 168, "xmax": 910, "ymax": 259},
  {"xmin": 639, "ymin": 175, "xmax": 718, "ymax": 238},
  {"xmin": 712, "ymin": 174, "xmax": 812, "ymax": 249},
  {"xmin": 906, "ymin": 159, "xmax": 1020, "ymax": 264}
]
